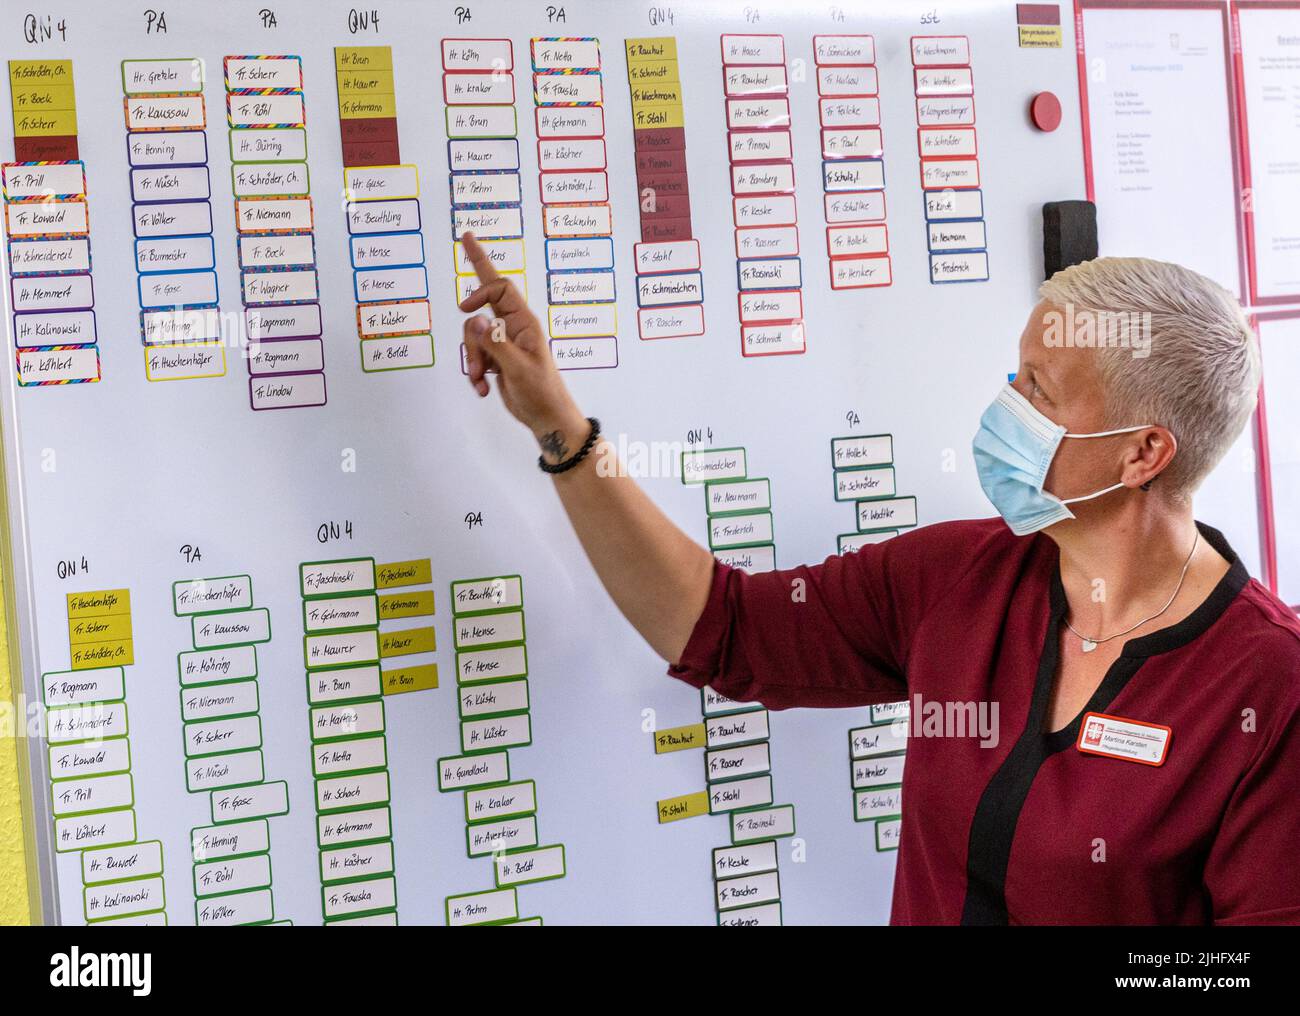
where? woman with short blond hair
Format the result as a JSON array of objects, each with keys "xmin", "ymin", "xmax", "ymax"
[{"xmin": 459, "ymin": 235, "xmax": 1300, "ymax": 925}]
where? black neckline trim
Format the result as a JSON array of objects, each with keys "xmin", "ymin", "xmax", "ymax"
[
  {"xmin": 1043, "ymin": 521, "xmax": 1249, "ymax": 749},
  {"xmin": 1050, "ymin": 520, "xmax": 1248, "ymax": 659},
  {"xmin": 960, "ymin": 521, "xmax": 1248, "ymax": 924},
  {"xmin": 1124, "ymin": 522, "xmax": 1247, "ymax": 656}
]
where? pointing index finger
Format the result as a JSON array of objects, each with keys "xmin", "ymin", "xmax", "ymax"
[
  {"xmin": 458, "ymin": 231, "xmax": 527, "ymax": 318},
  {"xmin": 461, "ymin": 232, "xmax": 500, "ymax": 285}
]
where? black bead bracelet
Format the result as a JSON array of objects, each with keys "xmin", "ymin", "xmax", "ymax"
[{"xmin": 538, "ymin": 417, "xmax": 601, "ymax": 474}]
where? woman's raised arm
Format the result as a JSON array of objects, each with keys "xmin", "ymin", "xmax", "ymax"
[{"xmin": 458, "ymin": 232, "xmax": 715, "ymax": 664}]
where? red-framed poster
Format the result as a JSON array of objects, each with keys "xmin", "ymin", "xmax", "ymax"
[
  {"xmin": 1255, "ymin": 310, "xmax": 1300, "ymax": 606},
  {"xmin": 1075, "ymin": 0, "xmax": 1248, "ymax": 301},
  {"xmin": 1231, "ymin": 2, "xmax": 1300, "ymax": 305}
]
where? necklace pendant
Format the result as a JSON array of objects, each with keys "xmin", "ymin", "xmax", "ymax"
[{"xmin": 1081, "ymin": 638, "xmax": 1098, "ymax": 653}]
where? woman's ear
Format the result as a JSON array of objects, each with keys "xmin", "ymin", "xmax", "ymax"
[{"xmin": 1127, "ymin": 426, "xmax": 1176, "ymax": 488}]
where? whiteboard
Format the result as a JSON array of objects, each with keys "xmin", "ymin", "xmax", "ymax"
[{"xmin": 0, "ymin": 0, "xmax": 1265, "ymax": 926}]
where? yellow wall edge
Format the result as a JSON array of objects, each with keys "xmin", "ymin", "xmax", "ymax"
[
  {"xmin": 0, "ymin": 403, "xmax": 36, "ymax": 924},
  {"xmin": 0, "ymin": 562, "xmax": 34, "ymax": 925}
]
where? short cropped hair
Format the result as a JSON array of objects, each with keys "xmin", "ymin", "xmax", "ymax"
[{"xmin": 1039, "ymin": 257, "xmax": 1259, "ymax": 498}]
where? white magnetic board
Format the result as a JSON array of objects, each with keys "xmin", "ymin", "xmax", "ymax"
[{"xmin": 0, "ymin": 0, "xmax": 1266, "ymax": 926}]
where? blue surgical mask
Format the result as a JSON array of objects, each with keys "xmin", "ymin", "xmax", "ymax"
[{"xmin": 972, "ymin": 384, "xmax": 1153, "ymax": 536}]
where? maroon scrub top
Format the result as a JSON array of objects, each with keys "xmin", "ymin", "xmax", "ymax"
[{"xmin": 669, "ymin": 519, "xmax": 1300, "ymax": 925}]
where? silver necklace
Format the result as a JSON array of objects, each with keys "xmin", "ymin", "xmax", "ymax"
[{"xmin": 1064, "ymin": 531, "xmax": 1200, "ymax": 653}]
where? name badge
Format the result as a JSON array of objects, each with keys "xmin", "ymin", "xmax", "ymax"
[{"xmin": 1076, "ymin": 711, "xmax": 1171, "ymax": 767}]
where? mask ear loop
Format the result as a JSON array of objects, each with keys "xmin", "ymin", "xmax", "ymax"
[
  {"xmin": 1060, "ymin": 481, "xmax": 1128, "ymax": 506},
  {"xmin": 1061, "ymin": 423, "xmax": 1154, "ymax": 439},
  {"xmin": 1057, "ymin": 423, "xmax": 1160, "ymax": 501}
]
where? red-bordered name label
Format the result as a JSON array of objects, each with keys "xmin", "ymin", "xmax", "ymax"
[{"xmin": 1076, "ymin": 711, "xmax": 1172, "ymax": 767}]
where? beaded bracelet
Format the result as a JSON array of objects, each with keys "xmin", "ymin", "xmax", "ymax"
[{"xmin": 538, "ymin": 417, "xmax": 601, "ymax": 474}]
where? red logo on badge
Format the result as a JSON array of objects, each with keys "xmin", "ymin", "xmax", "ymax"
[{"xmin": 1083, "ymin": 720, "xmax": 1104, "ymax": 747}]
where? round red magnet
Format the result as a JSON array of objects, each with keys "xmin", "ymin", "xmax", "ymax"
[{"xmin": 1031, "ymin": 91, "xmax": 1062, "ymax": 132}]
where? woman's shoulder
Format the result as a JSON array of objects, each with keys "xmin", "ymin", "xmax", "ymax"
[
  {"xmin": 831, "ymin": 516, "xmax": 1046, "ymax": 622},
  {"xmin": 1213, "ymin": 580, "xmax": 1300, "ymax": 715},
  {"xmin": 1229, "ymin": 579, "xmax": 1300, "ymax": 663},
  {"xmin": 880, "ymin": 516, "xmax": 1038, "ymax": 573}
]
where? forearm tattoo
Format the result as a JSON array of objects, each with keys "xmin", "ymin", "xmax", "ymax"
[{"xmin": 539, "ymin": 430, "xmax": 569, "ymax": 463}]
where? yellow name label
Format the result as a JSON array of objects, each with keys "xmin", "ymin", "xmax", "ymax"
[
  {"xmin": 336, "ymin": 70, "xmax": 395, "ymax": 96},
  {"xmin": 379, "ymin": 626, "xmax": 436, "ymax": 658},
  {"xmin": 338, "ymin": 93, "xmax": 396, "ymax": 119},
  {"xmin": 67, "ymin": 589, "xmax": 131, "ymax": 618},
  {"xmin": 13, "ymin": 108, "xmax": 77, "ymax": 136},
  {"xmin": 71, "ymin": 640, "xmax": 133, "ymax": 670},
  {"xmin": 630, "ymin": 83, "xmax": 683, "ymax": 108},
  {"xmin": 69, "ymin": 614, "xmax": 133, "ymax": 645},
  {"xmin": 626, "ymin": 59, "xmax": 681, "ymax": 85},
  {"xmin": 335, "ymin": 47, "xmax": 393, "ymax": 71},
  {"xmin": 629, "ymin": 103, "xmax": 683, "ymax": 130},
  {"xmin": 376, "ymin": 559, "xmax": 432, "ymax": 589},
  {"xmin": 378, "ymin": 590, "xmax": 435, "ymax": 620},
  {"xmin": 626, "ymin": 38, "xmax": 678, "ymax": 62},
  {"xmin": 11, "ymin": 84, "xmax": 76, "ymax": 113},
  {"xmin": 1019, "ymin": 25, "xmax": 1063, "ymax": 48},
  {"xmin": 9, "ymin": 59, "xmax": 75, "ymax": 85},
  {"xmin": 383, "ymin": 663, "xmax": 438, "ymax": 695},
  {"xmin": 654, "ymin": 723, "xmax": 706, "ymax": 754},
  {"xmin": 657, "ymin": 791, "xmax": 708, "ymax": 823}
]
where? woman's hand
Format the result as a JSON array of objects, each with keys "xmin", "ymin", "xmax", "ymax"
[
  {"xmin": 458, "ymin": 232, "xmax": 588, "ymax": 461},
  {"xmin": 456, "ymin": 237, "xmax": 714, "ymax": 663}
]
